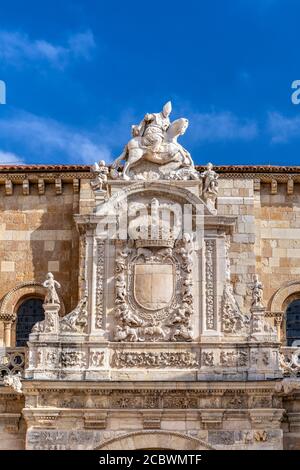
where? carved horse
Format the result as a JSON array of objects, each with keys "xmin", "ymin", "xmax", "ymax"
[{"xmin": 111, "ymin": 118, "xmax": 194, "ymax": 179}]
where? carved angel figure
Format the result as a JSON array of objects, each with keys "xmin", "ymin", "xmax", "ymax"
[
  {"xmin": 43, "ymin": 272, "xmax": 61, "ymax": 305},
  {"xmin": 251, "ymin": 274, "xmax": 264, "ymax": 308},
  {"xmin": 200, "ymin": 162, "xmax": 218, "ymax": 212},
  {"xmin": 91, "ymin": 160, "xmax": 109, "ymax": 191},
  {"xmin": 175, "ymin": 233, "xmax": 194, "ymax": 273},
  {"xmin": 115, "ymin": 247, "xmax": 131, "ymax": 273},
  {"xmin": 201, "ymin": 162, "xmax": 219, "ymax": 197},
  {"xmin": 115, "ymin": 273, "xmax": 126, "ymax": 304}
]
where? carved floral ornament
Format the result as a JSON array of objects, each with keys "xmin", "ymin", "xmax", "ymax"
[{"xmin": 27, "ymin": 387, "xmax": 278, "ymax": 412}]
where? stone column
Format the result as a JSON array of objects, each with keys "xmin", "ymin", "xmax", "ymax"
[
  {"xmin": 274, "ymin": 313, "xmax": 283, "ymax": 342},
  {"xmin": 3, "ymin": 322, "xmax": 12, "ymax": 347}
]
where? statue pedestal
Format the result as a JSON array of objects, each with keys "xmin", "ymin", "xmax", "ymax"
[
  {"xmin": 94, "ymin": 190, "xmax": 106, "ymax": 206},
  {"xmin": 250, "ymin": 305, "xmax": 265, "ymax": 329},
  {"xmin": 41, "ymin": 302, "xmax": 60, "ymax": 335},
  {"xmin": 250, "ymin": 306, "xmax": 277, "ymax": 341}
]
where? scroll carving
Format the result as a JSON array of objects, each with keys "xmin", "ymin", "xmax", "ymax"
[
  {"xmin": 60, "ymin": 296, "xmax": 88, "ymax": 333},
  {"xmin": 205, "ymin": 239, "xmax": 216, "ymax": 330},
  {"xmin": 112, "ymin": 351, "xmax": 199, "ymax": 368},
  {"xmin": 95, "ymin": 239, "xmax": 105, "ymax": 329}
]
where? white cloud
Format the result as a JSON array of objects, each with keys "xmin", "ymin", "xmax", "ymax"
[
  {"xmin": 0, "ymin": 29, "xmax": 96, "ymax": 68},
  {"xmin": 0, "ymin": 106, "xmax": 260, "ymax": 166},
  {"xmin": 0, "ymin": 150, "xmax": 24, "ymax": 164},
  {"xmin": 0, "ymin": 111, "xmax": 111, "ymax": 164},
  {"xmin": 268, "ymin": 112, "xmax": 300, "ymax": 143},
  {"xmin": 187, "ymin": 111, "xmax": 258, "ymax": 143},
  {"xmin": 67, "ymin": 30, "xmax": 95, "ymax": 60}
]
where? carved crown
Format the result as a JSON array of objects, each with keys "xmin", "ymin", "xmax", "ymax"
[{"xmin": 135, "ymin": 238, "xmax": 175, "ymax": 249}]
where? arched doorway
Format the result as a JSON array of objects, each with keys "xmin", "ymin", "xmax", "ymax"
[
  {"xmin": 286, "ymin": 299, "xmax": 300, "ymax": 346},
  {"xmin": 15, "ymin": 298, "xmax": 44, "ymax": 346},
  {"xmin": 96, "ymin": 431, "xmax": 214, "ymax": 450}
]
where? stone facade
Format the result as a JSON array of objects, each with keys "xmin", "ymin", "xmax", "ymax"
[{"xmin": 0, "ymin": 105, "xmax": 300, "ymax": 450}]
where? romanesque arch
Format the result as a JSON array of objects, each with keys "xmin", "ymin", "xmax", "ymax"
[
  {"xmin": 0, "ymin": 281, "xmax": 65, "ymax": 346},
  {"xmin": 96, "ymin": 431, "xmax": 214, "ymax": 451},
  {"xmin": 269, "ymin": 280, "xmax": 300, "ymax": 314},
  {"xmin": 269, "ymin": 280, "xmax": 300, "ymax": 343},
  {"xmin": 95, "ymin": 181, "xmax": 213, "ymax": 215}
]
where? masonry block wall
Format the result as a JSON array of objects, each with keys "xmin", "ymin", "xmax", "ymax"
[
  {"xmin": 0, "ymin": 166, "xmax": 299, "ymax": 343},
  {"xmin": 0, "ymin": 167, "xmax": 86, "ymax": 346}
]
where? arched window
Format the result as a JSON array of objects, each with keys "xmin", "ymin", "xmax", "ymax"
[
  {"xmin": 286, "ymin": 299, "xmax": 300, "ymax": 346},
  {"xmin": 15, "ymin": 298, "xmax": 44, "ymax": 346}
]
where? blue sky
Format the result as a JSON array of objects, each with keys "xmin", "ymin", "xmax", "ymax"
[{"xmin": 0, "ymin": 0, "xmax": 300, "ymax": 166}]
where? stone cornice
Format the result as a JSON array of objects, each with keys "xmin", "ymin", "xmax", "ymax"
[
  {"xmin": 20, "ymin": 380, "xmax": 281, "ymax": 394},
  {"xmin": 0, "ymin": 164, "xmax": 89, "ymax": 173},
  {"xmin": 0, "ymin": 164, "xmax": 299, "ymax": 179}
]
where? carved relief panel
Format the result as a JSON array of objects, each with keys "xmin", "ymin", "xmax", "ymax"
[{"xmin": 112, "ymin": 197, "xmax": 196, "ymax": 343}]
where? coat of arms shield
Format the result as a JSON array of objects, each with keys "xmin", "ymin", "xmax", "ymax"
[{"xmin": 133, "ymin": 263, "xmax": 174, "ymax": 311}]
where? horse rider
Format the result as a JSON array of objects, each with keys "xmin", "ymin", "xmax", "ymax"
[{"xmin": 132, "ymin": 101, "xmax": 172, "ymax": 153}]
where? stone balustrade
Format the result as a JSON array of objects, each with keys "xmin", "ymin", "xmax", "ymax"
[
  {"xmin": 0, "ymin": 347, "xmax": 26, "ymax": 379},
  {"xmin": 279, "ymin": 346, "xmax": 300, "ymax": 376}
]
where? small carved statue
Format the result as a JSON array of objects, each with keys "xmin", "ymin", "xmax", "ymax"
[
  {"xmin": 43, "ymin": 272, "xmax": 61, "ymax": 305},
  {"xmin": 175, "ymin": 233, "xmax": 194, "ymax": 273},
  {"xmin": 3, "ymin": 373, "xmax": 22, "ymax": 394},
  {"xmin": 168, "ymin": 301, "xmax": 193, "ymax": 342},
  {"xmin": 116, "ymin": 247, "xmax": 132, "ymax": 273},
  {"xmin": 115, "ymin": 273, "xmax": 126, "ymax": 304},
  {"xmin": 182, "ymin": 278, "xmax": 193, "ymax": 303},
  {"xmin": 251, "ymin": 274, "xmax": 264, "ymax": 308},
  {"xmin": 200, "ymin": 162, "xmax": 219, "ymax": 209},
  {"xmin": 91, "ymin": 160, "xmax": 109, "ymax": 191}
]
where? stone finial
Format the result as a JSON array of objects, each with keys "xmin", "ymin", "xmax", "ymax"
[
  {"xmin": 91, "ymin": 160, "xmax": 109, "ymax": 192},
  {"xmin": 43, "ymin": 272, "xmax": 61, "ymax": 305}
]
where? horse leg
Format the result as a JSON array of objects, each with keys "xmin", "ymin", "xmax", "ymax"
[
  {"xmin": 123, "ymin": 149, "xmax": 144, "ymax": 180},
  {"xmin": 180, "ymin": 148, "xmax": 193, "ymax": 167},
  {"xmin": 111, "ymin": 145, "xmax": 128, "ymax": 169}
]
